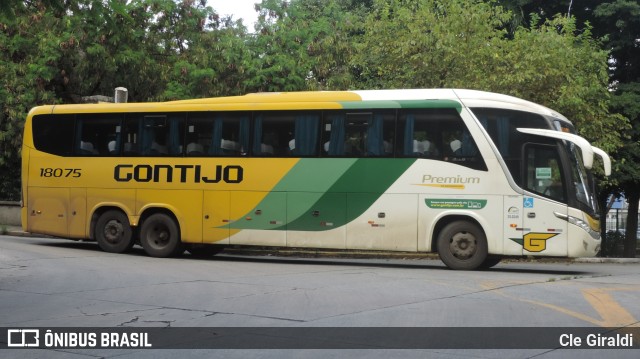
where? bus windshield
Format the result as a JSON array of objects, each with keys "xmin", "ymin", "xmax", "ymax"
[
  {"xmin": 471, "ymin": 108, "xmax": 600, "ymax": 213},
  {"xmin": 567, "ymin": 142, "xmax": 598, "ymax": 212},
  {"xmin": 555, "ymin": 120, "xmax": 600, "ymax": 214}
]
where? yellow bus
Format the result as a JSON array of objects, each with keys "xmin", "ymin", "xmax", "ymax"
[{"xmin": 21, "ymin": 89, "xmax": 611, "ymax": 269}]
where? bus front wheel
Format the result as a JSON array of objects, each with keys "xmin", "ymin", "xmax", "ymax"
[
  {"xmin": 437, "ymin": 220, "xmax": 488, "ymax": 270},
  {"xmin": 95, "ymin": 210, "xmax": 134, "ymax": 253},
  {"xmin": 480, "ymin": 256, "xmax": 502, "ymax": 269},
  {"xmin": 140, "ymin": 213, "xmax": 183, "ymax": 257}
]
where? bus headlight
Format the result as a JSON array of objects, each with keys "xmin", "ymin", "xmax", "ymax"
[{"xmin": 554, "ymin": 212, "xmax": 600, "ymax": 240}]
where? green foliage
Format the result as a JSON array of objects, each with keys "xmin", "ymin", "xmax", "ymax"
[
  {"xmin": 0, "ymin": 156, "xmax": 20, "ymax": 201},
  {"xmin": 1, "ymin": 1, "xmax": 62, "ymax": 175},
  {"xmin": 353, "ymin": 0, "xmax": 628, "ymax": 151},
  {"xmin": 0, "ymin": 0, "xmax": 249, "ymax": 200},
  {"xmin": 353, "ymin": 0, "xmax": 512, "ymax": 89},
  {"xmin": 245, "ymin": 0, "xmax": 363, "ymax": 92},
  {"xmin": 162, "ymin": 20, "xmax": 252, "ymax": 99},
  {"xmin": 58, "ymin": 0, "xmax": 221, "ymax": 102},
  {"xmin": 593, "ymin": 0, "xmax": 640, "ymax": 83}
]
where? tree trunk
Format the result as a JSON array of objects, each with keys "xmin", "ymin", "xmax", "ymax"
[
  {"xmin": 624, "ymin": 190, "xmax": 639, "ymax": 258},
  {"xmin": 598, "ymin": 190, "xmax": 614, "ymax": 257}
]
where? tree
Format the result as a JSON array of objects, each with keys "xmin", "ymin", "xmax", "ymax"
[
  {"xmin": 353, "ymin": 0, "xmax": 510, "ymax": 89},
  {"xmin": 609, "ymin": 82, "xmax": 640, "ymax": 257},
  {"xmin": 55, "ymin": 0, "xmax": 226, "ymax": 102},
  {"xmin": 161, "ymin": 6, "xmax": 253, "ymax": 99},
  {"xmin": 352, "ymin": 0, "xmax": 626, "ymax": 148},
  {"xmin": 0, "ymin": 1, "xmax": 66, "ymax": 200},
  {"xmin": 498, "ymin": 0, "xmax": 640, "ymax": 257},
  {"xmin": 595, "ymin": 1, "xmax": 640, "ymax": 258},
  {"xmin": 0, "ymin": 0, "xmax": 250, "ymax": 200},
  {"xmin": 245, "ymin": 0, "xmax": 361, "ymax": 92}
]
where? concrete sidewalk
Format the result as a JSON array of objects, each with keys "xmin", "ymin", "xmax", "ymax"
[{"xmin": 1, "ymin": 225, "xmax": 36, "ymax": 237}]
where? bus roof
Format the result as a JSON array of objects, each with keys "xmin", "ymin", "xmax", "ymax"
[{"xmin": 28, "ymin": 89, "xmax": 570, "ymax": 123}]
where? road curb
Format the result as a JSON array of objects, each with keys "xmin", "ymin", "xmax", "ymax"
[
  {"xmin": 1, "ymin": 226, "xmax": 44, "ymax": 238},
  {"xmin": 574, "ymin": 257, "xmax": 640, "ymax": 264}
]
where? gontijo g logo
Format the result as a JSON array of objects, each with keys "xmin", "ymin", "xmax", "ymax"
[{"xmin": 510, "ymin": 233, "xmax": 559, "ymax": 252}]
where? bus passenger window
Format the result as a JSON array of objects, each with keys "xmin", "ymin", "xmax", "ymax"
[
  {"xmin": 323, "ymin": 114, "xmax": 345, "ymax": 156},
  {"xmin": 399, "ymin": 110, "xmax": 443, "ymax": 158},
  {"xmin": 122, "ymin": 121, "xmax": 139, "ymax": 156},
  {"xmin": 78, "ymin": 141, "xmax": 97, "ymax": 155},
  {"xmin": 122, "ymin": 114, "xmax": 184, "ymax": 156},
  {"xmin": 364, "ymin": 111, "xmax": 394, "ymax": 157},
  {"xmin": 344, "ymin": 118, "xmax": 365, "ymax": 156},
  {"xmin": 442, "ymin": 129, "xmax": 464, "ymax": 159},
  {"xmin": 32, "ymin": 115, "xmax": 75, "ymax": 156},
  {"xmin": 322, "ymin": 110, "xmax": 394, "ymax": 157},
  {"xmin": 75, "ymin": 114, "xmax": 123, "ymax": 156},
  {"xmin": 399, "ymin": 108, "xmax": 486, "ymax": 171},
  {"xmin": 186, "ymin": 112, "xmax": 249, "ymax": 157},
  {"xmin": 292, "ymin": 112, "xmax": 320, "ymax": 156},
  {"xmin": 254, "ymin": 112, "xmax": 317, "ymax": 157},
  {"xmin": 253, "ymin": 113, "xmax": 289, "ymax": 156}
]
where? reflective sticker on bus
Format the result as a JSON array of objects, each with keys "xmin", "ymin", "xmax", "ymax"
[
  {"xmin": 510, "ymin": 233, "xmax": 559, "ymax": 252},
  {"xmin": 415, "ymin": 174, "xmax": 481, "ymax": 190},
  {"xmin": 524, "ymin": 197, "xmax": 535, "ymax": 208},
  {"xmin": 425, "ymin": 199, "xmax": 487, "ymax": 210}
]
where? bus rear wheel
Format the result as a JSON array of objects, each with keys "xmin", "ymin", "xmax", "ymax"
[
  {"xmin": 139, "ymin": 213, "xmax": 183, "ymax": 257},
  {"xmin": 95, "ymin": 210, "xmax": 134, "ymax": 253},
  {"xmin": 437, "ymin": 220, "xmax": 487, "ymax": 270}
]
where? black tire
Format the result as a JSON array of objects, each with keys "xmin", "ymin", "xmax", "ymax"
[
  {"xmin": 139, "ymin": 213, "xmax": 183, "ymax": 257},
  {"xmin": 95, "ymin": 210, "xmax": 134, "ymax": 253},
  {"xmin": 437, "ymin": 220, "xmax": 488, "ymax": 270},
  {"xmin": 187, "ymin": 245, "xmax": 224, "ymax": 258},
  {"xmin": 479, "ymin": 256, "xmax": 502, "ymax": 269}
]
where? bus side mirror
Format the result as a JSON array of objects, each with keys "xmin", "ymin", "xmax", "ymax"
[{"xmin": 592, "ymin": 146, "xmax": 611, "ymax": 176}]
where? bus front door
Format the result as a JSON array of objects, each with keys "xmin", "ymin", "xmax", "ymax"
[
  {"xmin": 522, "ymin": 196, "xmax": 568, "ymax": 257},
  {"xmin": 521, "ymin": 144, "xmax": 568, "ymax": 257}
]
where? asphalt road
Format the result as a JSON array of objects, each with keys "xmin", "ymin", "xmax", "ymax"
[{"xmin": 1, "ymin": 234, "xmax": 639, "ymax": 358}]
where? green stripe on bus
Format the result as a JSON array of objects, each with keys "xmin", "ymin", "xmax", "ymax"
[
  {"xmin": 285, "ymin": 158, "xmax": 415, "ymax": 231},
  {"xmin": 340, "ymin": 101, "xmax": 400, "ymax": 109},
  {"xmin": 227, "ymin": 159, "xmax": 357, "ymax": 230},
  {"xmin": 396, "ymin": 99, "xmax": 462, "ymax": 112},
  {"xmin": 229, "ymin": 158, "xmax": 416, "ymax": 231},
  {"xmin": 325, "ymin": 158, "xmax": 416, "ymax": 193},
  {"xmin": 272, "ymin": 158, "xmax": 358, "ymax": 192},
  {"xmin": 339, "ymin": 100, "xmax": 461, "ymax": 112}
]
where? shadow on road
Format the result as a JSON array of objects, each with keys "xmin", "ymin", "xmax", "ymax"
[{"xmin": 29, "ymin": 238, "xmax": 597, "ymax": 276}]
